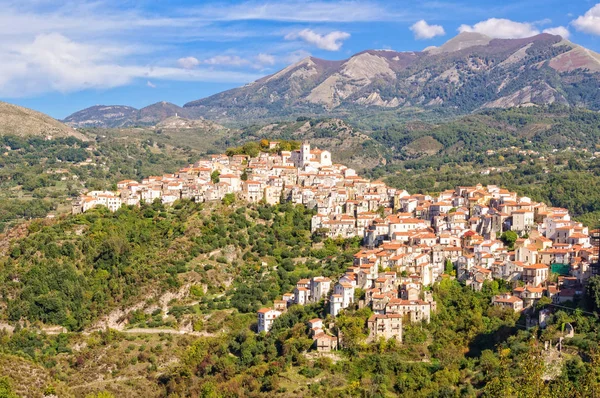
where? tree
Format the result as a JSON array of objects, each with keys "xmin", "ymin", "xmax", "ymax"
[
  {"xmin": 222, "ymin": 193, "xmax": 236, "ymax": 206},
  {"xmin": 517, "ymin": 340, "xmax": 549, "ymax": 398},
  {"xmin": 242, "ymin": 142, "xmax": 261, "ymax": 158},
  {"xmin": 481, "ymin": 348, "xmax": 515, "ymax": 397},
  {"xmin": 211, "ymin": 170, "xmax": 220, "ymax": 184},
  {"xmin": 584, "ymin": 276, "xmax": 600, "ymax": 312},
  {"xmin": 500, "ymin": 231, "xmax": 518, "ymax": 249},
  {"xmin": 535, "ymin": 296, "xmax": 552, "ymax": 311},
  {"xmin": 444, "ymin": 259, "xmax": 455, "ymax": 276}
]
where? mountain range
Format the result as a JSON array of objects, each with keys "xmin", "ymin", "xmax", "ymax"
[
  {"xmin": 63, "ymin": 101, "xmax": 198, "ymax": 128},
  {"xmin": 64, "ymin": 32, "xmax": 600, "ymax": 127}
]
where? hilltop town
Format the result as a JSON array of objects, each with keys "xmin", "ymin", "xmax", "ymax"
[{"xmin": 73, "ymin": 141, "xmax": 598, "ymax": 349}]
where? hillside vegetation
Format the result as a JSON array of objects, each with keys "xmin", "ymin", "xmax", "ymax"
[
  {"xmin": 2, "ymin": 273, "xmax": 600, "ymax": 396},
  {"xmin": 1, "ymin": 200, "xmax": 360, "ymax": 331},
  {"xmin": 0, "ymin": 102, "xmax": 87, "ymax": 140}
]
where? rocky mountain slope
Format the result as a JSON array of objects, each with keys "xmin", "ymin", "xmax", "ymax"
[
  {"xmin": 64, "ymin": 102, "xmax": 195, "ymax": 128},
  {"xmin": 63, "ymin": 104, "xmax": 138, "ymax": 128},
  {"xmin": 155, "ymin": 115, "xmax": 225, "ymax": 130},
  {"xmin": 0, "ymin": 101, "xmax": 88, "ymax": 140},
  {"xmin": 183, "ymin": 32, "xmax": 600, "ymax": 121}
]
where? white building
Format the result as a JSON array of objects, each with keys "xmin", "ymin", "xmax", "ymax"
[{"xmin": 257, "ymin": 308, "xmax": 282, "ymax": 333}]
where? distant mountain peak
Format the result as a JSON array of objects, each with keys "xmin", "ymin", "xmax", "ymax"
[
  {"xmin": 63, "ymin": 102, "xmax": 197, "ymax": 128},
  {"xmin": 426, "ymin": 31, "xmax": 492, "ymax": 54}
]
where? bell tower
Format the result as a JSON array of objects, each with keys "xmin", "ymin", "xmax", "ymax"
[{"xmin": 301, "ymin": 141, "xmax": 311, "ymax": 167}]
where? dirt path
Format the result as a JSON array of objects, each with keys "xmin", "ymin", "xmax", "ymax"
[
  {"xmin": 120, "ymin": 328, "xmax": 215, "ymax": 337},
  {"xmin": 69, "ymin": 376, "xmax": 147, "ymax": 390}
]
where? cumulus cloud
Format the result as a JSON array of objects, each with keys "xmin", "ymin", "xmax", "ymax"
[
  {"xmin": 146, "ymin": 81, "xmax": 156, "ymax": 88},
  {"xmin": 458, "ymin": 18, "xmax": 540, "ymax": 39},
  {"xmin": 572, "ymin": 4, "xmax": 600, "ymax": 35},
  {"xmin": 410, "ymin": 20, "xmax": 445, "ymax": 40},
  {"xmin": 285, "ymin": 29, "xmax": 350, "ymax": 51},
  {"xmin": 177, "ymin": 56, "xmax": 200, "ymax": 69},
  {"xmin": 543, "ymin": 26, "xmax": 570, "ymax": 39}
]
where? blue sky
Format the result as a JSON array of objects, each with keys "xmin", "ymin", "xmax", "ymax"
[{"xmin": 1, "ymin": 0, "xmax": 600, "ymax": 119}]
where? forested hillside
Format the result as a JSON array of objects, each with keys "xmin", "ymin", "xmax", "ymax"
[
  {"xmin": 2, "ymin": 267, "xmax": 600, "ymax": 396},
  {"xmin": 1, "ymin": 200, "xmax": 361, "ymax": 331}
]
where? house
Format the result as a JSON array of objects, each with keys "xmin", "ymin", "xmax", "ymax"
[
  {"xmin": 513, "ymin": 286, "xmax": 544, "ymax": 308},
  {"xmin": 553, "ymin": 288, "xmax": 578, "ymax": 304},
  {"xmin": 257, "ymin": 308, "xmax": 282, "ymax": 332},
  {"xmin": 333, "ymin": 282, "xmax": 355, "ymax": 310},
  {"xmin": 273, "ymin": 300, "xmax": 288, "ymax": 312},
  {"xmin": 310, "ymin": 277, "xmax": 332, "ymax": 302},
  {"xmin": 399, "ymin": 283, "xmax": 420, "ymax": 301},
  {"xmin": 385, "ymin": 299, "xmax": 432, "ymax": 323},
  {"xmin": 330, "ymin": 294, "xmax": 344, "ymax": 317},
  {"xmin": 242, "ymin": 180, "xmax": 263, "ymax": 203},
  {"xmin": 367, "ymin": 314, "xmax": 403, "ymax": 342},
  {"xmin": 511, "ymin": 210, "xmax": 534, "ymax": 233},
  {"xmin": 294, "ymin": 287, "xmax": 310, "ymax": 305},
  {"xmin": 522, "ymin": 263, "xmax": 549, "ymax": 286},
  {"xmin": 313, "ymin": 332, "xmax": 338, "ymax": 351},
  {"xmin": 492, "ymin": 294, "xmax": 523, "ymax": 312},
  {"xmin": 308, "ymin": 318, "xmax": 323, "ymax": 331}
]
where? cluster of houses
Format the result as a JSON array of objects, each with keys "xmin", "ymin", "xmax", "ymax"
[
  {"xmin": 313, "ymin": 183, "xmax": 597, "ymax": 313},
  {"xmin": 71, "ymin": 140, "xmax": 598, "ymax": 347},
  {"xmin": 256, "ymin": 171, "xmax": 598, "ymax": 347},
  {"xmin": 72, "ymin": 141, "xmax": 339, "ymax": 214}
]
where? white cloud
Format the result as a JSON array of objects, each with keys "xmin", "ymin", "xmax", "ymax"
[
  {"xmin": 195, "ymin": 1, "xmax": 395, "ymax": 22},
  {"xmin": 572, "ymin": 4, "xmax": 600, "ymax": 35},
  {"xmin": 458, "ymin": 18, "xmax": 540, "ymax": 39},
  {"xmin": 203, "ymin": 55, "xmax": 249, "ymax": 67},
  {"xmin": 285, "ymin": 29, "xmax": 350, "ymax": 51},
  {"xmin": 256, "ymin": 53, "xmax": 276, "ymax": 66},
  {"xmin": 0, "ymin": 33, "xmax": 261, "ymax": 97},
  {"xmin": 410, "ymin": 20, "xmax": 445, "ymax": 40},
  {"xmin": 177, "ymin": 56, "xmax": 200, "ymax": 69},
  {"xmin": 543, "ymin": 26, "xmax": 570, "ymax": 39},
  {"xmin": 147, "ymin": 81, "xmax": 156, "ymax": 88},
  {"xmin": 533, "ymin": 18, "xmax": 552, "ymax": 27},
  {"xmin": 202, "ymin": 53, "xmax": 277, "ymax": 69}
]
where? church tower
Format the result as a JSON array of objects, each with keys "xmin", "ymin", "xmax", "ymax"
[{"xmin": 301, "ymin": 141, "xmax": 311, "ymax": 167}]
